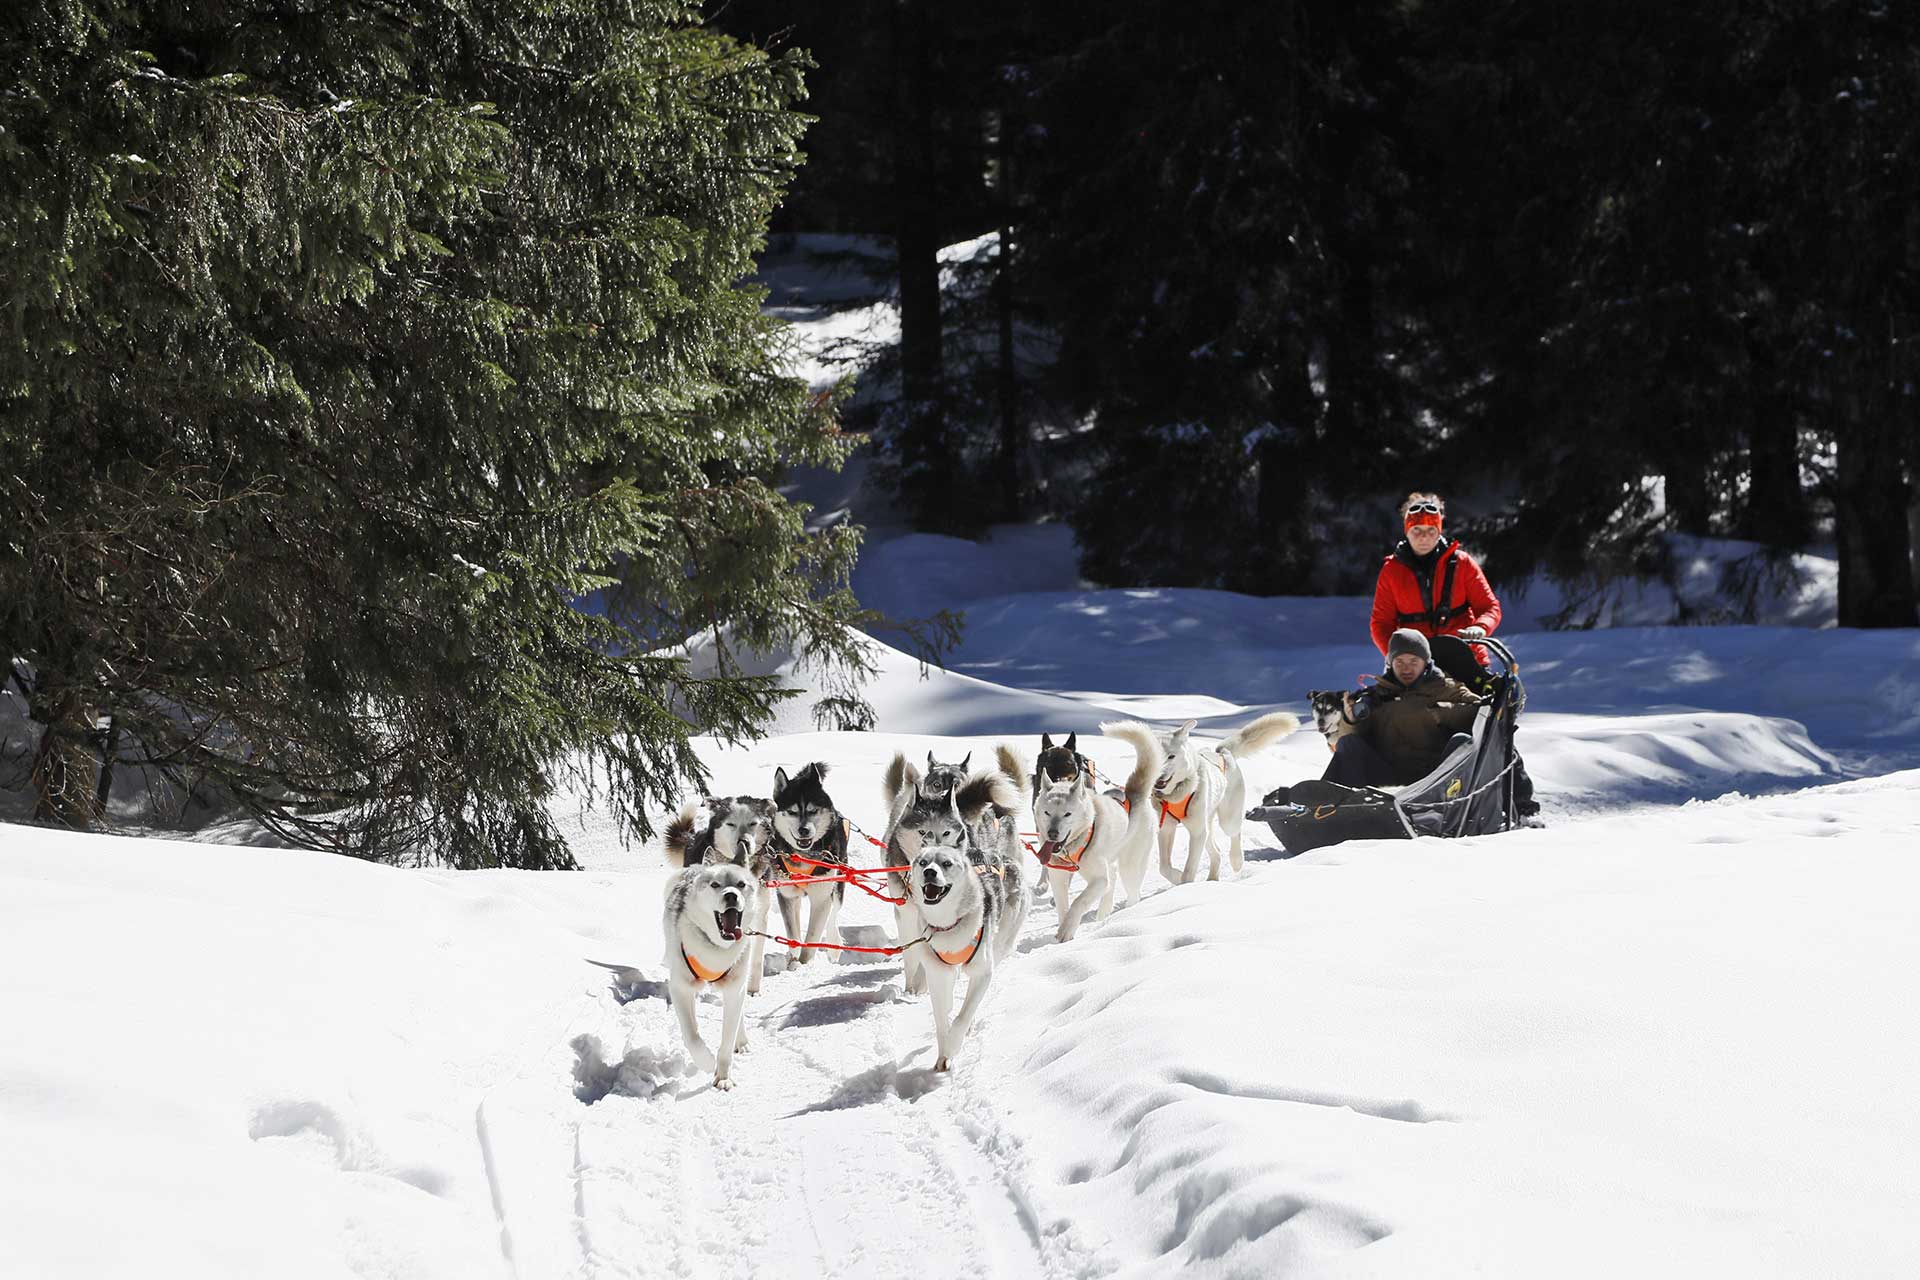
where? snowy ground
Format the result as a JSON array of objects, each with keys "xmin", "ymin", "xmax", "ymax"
[
  {"xmin": 6, "ymin": 546, "xmax": 1919, "ymax": 1277},
  {"xmin": 4, "ymin": 241, "xmax": 1916, "ymax": 1278}
]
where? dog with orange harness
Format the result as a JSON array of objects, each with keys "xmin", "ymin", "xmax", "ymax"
[
  {"xmin": 1146, "ymin": 712, "xmax": 1300, "ymax": 885},
  {"xmin": 661, "ymin": 856, "xmax": 761, "ymax": 1091},
  {"xmin": 898, "ymin": 779, "xmax": 1028, "ymax": 1072},
  {"xmin": 883, "ymin": 759, "xmax": 1022, "ymax": 996},
  {"xmin": 1025, "ymin": 721, "xmax": 1161, "ymax": 939}
]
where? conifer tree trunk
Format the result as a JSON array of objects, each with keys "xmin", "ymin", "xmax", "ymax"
[
  {"xmin": 1832, "ymin": 307, "xmax": 1918, "ymax": 627},
  {"xmin": 1743, "ymin": 337, "xmax": 1809, "ymax": 546},
  {"xmin": 994, "ymin": 110, "xmax": 1022, "ymax": 518},
  {"xmin": 29, "ymin": 684, "xmax": 100, "ymax": 830},
  {"xmin": 892, "ymin": 0, "xmax": 948, "ymax": 527}
]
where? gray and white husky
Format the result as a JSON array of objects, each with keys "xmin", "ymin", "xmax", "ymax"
[
  {"xmin": 768, "ymin": 763, "xmax": 849, "ymax": 968},
  {"xmin": 662, "ymin": 856, "xmax": 761, "ymax": 1091},
  {"xmin": 1148, "ymin": 712, "xmax": 1301, "ymax": 883},
  {"xmin": 882, "ymin": 755, "xmax": 1020, "ymax": 995},
  {"xmin": 664, "ymin": 796, "xmax": 774, "ymax": 870},
  {"xmin": 898, "ymin": 782, "xmax": 1028, "ymax": 1071},
  {"xmin": 666, "ymin": 797, "xmax": 782, "ymax": 993},
  {"xmin": 1028, "ymin": 721, "xmax": 1162, "ymax": 940}
]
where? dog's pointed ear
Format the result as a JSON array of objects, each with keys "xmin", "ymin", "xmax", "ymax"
[
  {"xmin": 728, "ymin": 845, "xmax": 750, "ymax": 867},
  {"xmin": 959, "ymin": 751, "xmax": 971, "ymax": 772},
  {"xmin": 704, "ymin": 795, "xmax": 727, "ymax": 813},
  {"xmin": 1071, "ymin": 770, "xmax": 1089, "ymax": 794},
  {"xmin": 808, "ymin": 761, "xmax": 829, "ymax": 781},
  {"xmin": 772, "ymin": 766, "xmax": 789, "ymax": 795},
  {"xmin": 927, "ymin": 750, "xmax": 939, "ymax": 771},
  {"xmin": 1064, "ymin": 732, "xmax": 1078, "ymax": 753},
  {"xmin": 1173, "ymin": 719, "xmax": 1196, "ymax": 741},
  {"xmin": 1041, "ymin": 732, "xmax": 1054, "ymax": 751}
]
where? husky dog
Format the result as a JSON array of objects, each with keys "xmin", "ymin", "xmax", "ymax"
[
  {"xmin": 883, "ymin": 757, "xmax": 1020, "ymax": 995},
  {"xmin": 668, "ymin": 797, "xmax": 782, "ymax": 993},
  {"xmin": 768, "ymin": 763, "xmax": 849, "ymax": 966},
  {"xmin": 900, "ymin": 785, "xmax": 1028, "ymax": 1071},
  {"xmin": 1308, "ymin": 691, "xmax": 1358, "ymax": 752},
  {"xmin": 664, "ymin": 796, "xmax": 774, "ymax": 869},
  {"xmin": 1148, "ymin": 712, "xmax": 1301, "ymax": 884},
  {"xmin": 1031, "ymin": 732, "xmax": 1094, "ymax": 809},
  {"xmin": 1030, "ymin": 721, "xmax": 1161, "ymax": 940},
  {"xmin": 662, "ymin": 856, "xmax": 760, "ymax": 1090}
]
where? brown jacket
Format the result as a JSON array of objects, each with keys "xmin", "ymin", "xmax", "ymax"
[{"xmin": 1353, "ymin": 668, "xmax": 1485, "ymax": 782}]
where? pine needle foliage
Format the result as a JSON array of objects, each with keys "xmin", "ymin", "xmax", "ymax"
[{"xmin": 1, "ymin": 0, "xmax": 871, "ymax": 866}]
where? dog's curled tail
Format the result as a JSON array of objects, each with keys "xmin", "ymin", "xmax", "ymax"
[
  {"xmin": 1099, "ymin": 720, "xmax": 1162, "ymax": 809},
  {"xmin": 994, "ymin": 744, "xmax": 1028, "ymax": 800},
  {"xmin": 883, "ymin": 751, "xmax": 919, "ymax": 809},
  {"xmin": 955, "ymin": 768, "xmax": 1021, "ymax": 820},
  {"xmin": 664, "ymin": 804, "xmax": 698, "ymax": 868},
  {"xmin": 1216, "ymin": 710, "xmax": 1300, "ymax": 762}
]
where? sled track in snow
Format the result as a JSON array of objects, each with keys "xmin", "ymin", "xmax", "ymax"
[{"xmin": 502, "ymin": 889, "xmax": 1098, "ymax": 1280}]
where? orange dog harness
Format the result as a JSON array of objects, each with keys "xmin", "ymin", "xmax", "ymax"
[
  {"xmin": 932, "ymin": 924, "xmax": 985, "ymax": 966},
  {"xmin": 681, "ymin": 946, "xmax": 732, "ymax": 984}
]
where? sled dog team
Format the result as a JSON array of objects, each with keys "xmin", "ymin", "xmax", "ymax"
[{"xmin": 657, "ymin": 713, "xmax": 1299, "ymax": 1090}]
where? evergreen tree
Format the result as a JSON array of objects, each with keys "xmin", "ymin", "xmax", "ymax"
[
  {"xmin": 1, "ymin": 0, "xmax": 871, "ymax": 865},
  {"xmin": 1020, "ymin": 0, "xmax": 1431, "ymax": 591}
]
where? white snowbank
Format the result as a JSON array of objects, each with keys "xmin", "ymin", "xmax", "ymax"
[{"xmin": 970, "ymin": 771, "xmax": 1920, "ymax": 1277}]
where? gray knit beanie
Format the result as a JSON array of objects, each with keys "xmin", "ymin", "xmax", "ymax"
[{"xmin": 1387, "ymin": 628, "xmax": 1432, "ymax": 664}]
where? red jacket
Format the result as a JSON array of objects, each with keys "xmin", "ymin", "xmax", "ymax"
[{"xmin": 1370, "ymin": 540, "xmax": 1502, "ymax": 657}]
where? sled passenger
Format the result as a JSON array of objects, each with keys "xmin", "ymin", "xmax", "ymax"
[
  {"xmin": 1371, "ymin": 491, "xmax": 1500, "ymax": 664},
  {"xmin": 1319, "ymin": 629, "xmax": 1484, "ymax": 788}
]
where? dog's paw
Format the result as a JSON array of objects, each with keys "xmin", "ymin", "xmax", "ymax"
[
  {"xmin": 794, "ymin": 948, "xmax": 815, "ymax": 965},
  {"xmin": 733, "ymin": 1032, "xmax": 750, "ymax": 1053},
  {"xmin": 933, "ymin": 1056, "xmax": 951, "ymax": 1073},
  {"xmin": 712, "ymin": 1074, "xmax": 735, "ymax": 1092},
  {"xmin": 686, "ymin": 1043, "xmax": 717, "ymax": 1074}
]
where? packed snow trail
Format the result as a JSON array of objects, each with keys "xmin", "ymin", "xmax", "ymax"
[{"xmin": 478, "ymin": 867, "xmax": 1078, "ymax": 1280}]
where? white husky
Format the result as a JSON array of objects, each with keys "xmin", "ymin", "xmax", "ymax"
[
  {"xmin": 899, "ymin": 784, "xmax": 1028, "ymax": 1071},
  {"xmin": 1149, "ymin": 712, "xmax": 1300, "ymax": 883},
  {"xmin": 661, "ymin": 857, "xmax": 760, "ymax": 1091},
  {"xmin": 1023, "ymin": 721, "xmax": 1161, "ymax": 941}
]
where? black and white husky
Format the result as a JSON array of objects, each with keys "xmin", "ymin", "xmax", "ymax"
[
  {"xmin": 1031, "ymin": 732, "xmax": 1094, "ymax": 809},
  {"xmin": 897, "ymin": 780, "xmax": 1028, "ymax": 1072},
  {"xmin": 1148, "ymin": 712, "xmax": 1301, "ymax": 883},
  {"xmin": 768, "ymin": 763, "xmax": 849, "ymax": 967},
  {"xmin": 662, "ymin": 856, "xmax": 760, "ymax": 1091},
  {"xmin": 882, "ymin": 756, "xmax": 1020, "ymax": 995},
  {"xmin": 1308, "ymin": 690, "xmax": 1357, "ymax": 752},
  {"xmin": 1026, "ymin": 721, "xmax": 1162, "ymax": 940}
]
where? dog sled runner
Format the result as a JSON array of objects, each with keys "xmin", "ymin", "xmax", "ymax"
[{"xmin": 1251, "ymin": 635, "xmax": 1526, "ymax": 856}]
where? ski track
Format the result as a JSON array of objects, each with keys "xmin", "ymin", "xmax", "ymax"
[{"xmin": 557, "ymin": 878, "xmax": 1085, "ymax": 1280}]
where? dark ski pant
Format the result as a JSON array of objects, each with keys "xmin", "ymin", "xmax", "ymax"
[{"xmin": 1321, "ymin": 735, "xmax": 1402, "ymax": 788}]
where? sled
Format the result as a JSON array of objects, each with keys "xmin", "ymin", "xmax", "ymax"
[{"xmin": 1250, "ymin": 635, "xmax": 1526, "ymax": 856}]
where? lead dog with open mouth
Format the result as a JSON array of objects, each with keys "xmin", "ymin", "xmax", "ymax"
[
  {"xmin": 898, "ymin": 776, "xmax": 1027, "ymax": 1071},
  {"xmin": 662, "ymin": 856, "xmax": 760, "ymax": 1090}
]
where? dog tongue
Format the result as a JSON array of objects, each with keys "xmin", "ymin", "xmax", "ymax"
[
  {"xmin": 717, "ymin": 907, "xmax": 743, "ymax": 940},
  {"xmin": 1038, "ymin": 840, "xmax": 1060, "ymax": 857}
]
